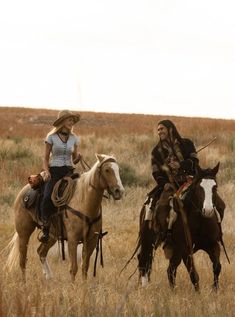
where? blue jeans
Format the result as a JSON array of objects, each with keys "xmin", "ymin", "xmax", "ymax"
[{"xmin": 40, "ymin": 166, "xmax": 73, "ymax": 222}]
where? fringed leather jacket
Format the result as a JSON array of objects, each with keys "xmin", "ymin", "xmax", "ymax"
[{"xmin": 151, "ymin": 138, "xmax": 199, "ymax": 188}]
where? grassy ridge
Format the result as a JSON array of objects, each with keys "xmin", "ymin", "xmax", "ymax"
[{"xmin": 0, "ymin": 107, "xmax": 234, "ymax": 316}]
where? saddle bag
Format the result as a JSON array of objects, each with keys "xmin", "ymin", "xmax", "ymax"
[
  {"xmin": 23, "ymin": 171, "xmax": 47, "ymax": 209},
  {"xmin": 23, "ymin": 188, "xmax": 41, "ymax": 209}
]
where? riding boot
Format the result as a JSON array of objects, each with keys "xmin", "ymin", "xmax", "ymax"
[
  {"xmin": 38, "ymin": 222, "xmax": 50, "ymax": 243},
  {"xmin": 164, "ymin": 229, "xmax": 173, "ymax": 245}
]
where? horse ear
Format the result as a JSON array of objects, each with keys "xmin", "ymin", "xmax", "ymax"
[
  {"xmin": 212, "ymin": 162, "xmax": 220, "ymax": 176},
  {"xmin": 95, "ymin": 153, "xmax": 105, "ymax": 163}
]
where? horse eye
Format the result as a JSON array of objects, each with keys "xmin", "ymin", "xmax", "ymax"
[{"xmin": 105, "ymin": 168, "xmax": 110, "ymax": 173}]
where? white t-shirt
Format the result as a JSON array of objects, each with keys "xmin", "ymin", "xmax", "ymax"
[{"xmin": 46, "ymin": 133, "xmax": 79, "ymax": 167}]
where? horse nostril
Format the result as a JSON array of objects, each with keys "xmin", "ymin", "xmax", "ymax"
[
  {"xmin": 115, "ymin": 189, "xmax": 120, "ymax": 196},
  {"xmin": 113, "ymin": 188, "xmax": 123, "ymax": 199}
]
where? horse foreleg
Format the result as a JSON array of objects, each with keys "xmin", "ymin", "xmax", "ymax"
[
  {"xmin": 207, "ymin": 242, "xmax": 221, "ymax": 291},
  {"xmin": 167, "ymin": 254, "xmax": 181, "ymax": 289},
  {"xmin": 81, "ymin": 235, "xmax": 98, "ymax": 280},
  {"xmin": 37, "ymin": 238, "xmax": 57, "ymax": 280},
  {"xmin": 67, "ymin": 238, "xmax": 79, "ymax": 282},
  {"xmin": 183, "ymin": 254, "xmax": 199, "ymax": 291}
]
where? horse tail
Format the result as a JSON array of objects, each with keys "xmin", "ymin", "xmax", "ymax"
[
  {"xmin": 4, "ymin": 232, "xmax": 20, "ymax": 272},
  {"xmin": 119, "ymin": 205, "xmax": 146, "ymax": 275}
]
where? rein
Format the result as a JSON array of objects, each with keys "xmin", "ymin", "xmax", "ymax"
[
  {"xmin": 80, "ymin": 157, "xmax": 92, "ymax": 171},
  {"xmin": 65, "ymin": 205, "xmax": 101, "ymax": 229}
]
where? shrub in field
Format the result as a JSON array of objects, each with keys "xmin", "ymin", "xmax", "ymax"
[
  {"xmin": 9, "ymin": 136, "xmax": 23, "ymax": 144},
  {"xmin": 119, "ymin": 163, "xmax": 140, "ymax": 187},
  {"xmin": 0, "ymin": 146, "xmax": 32, "ymax": 161},
  {"xmin": 227, "ymin": 134, "xmax": 235, "ymax": 153},
  {"xmin": 219, "ymin": 158, "xmax": 235, "ymax": 184},
  {"xmin": 10, "ymin": 147, "xmax": 33, "ymax": 160},
  {"xmin": 0, "ymin": 194, "xmax": 15, "ymax": 207}
]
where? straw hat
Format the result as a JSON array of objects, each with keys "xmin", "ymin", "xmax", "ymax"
[{"xmin": 53, "ymin": 110, "xmax": 80, "ymax": 127}]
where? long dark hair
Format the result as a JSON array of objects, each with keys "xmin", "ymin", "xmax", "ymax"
[{"xmin": 158, "ymin": 119, "xmax": 182, "ymax": 144}]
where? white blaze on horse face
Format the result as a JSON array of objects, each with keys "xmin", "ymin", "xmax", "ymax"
[
  {"xmin": 110, "ymin": 162, "xmax": 124, "ymax": 192},
  {"xmin": 200, "ymin": 179, "xmax": 216, "ymax": 218}
]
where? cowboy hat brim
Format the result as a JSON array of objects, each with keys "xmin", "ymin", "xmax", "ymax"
[{"xmin": 53, "ymin": 113, "xmax": 80, "ymax": 127}]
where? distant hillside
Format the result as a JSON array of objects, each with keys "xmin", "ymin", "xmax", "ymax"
[{"xmin": 0, "ymin": 106, "xmax": 234, "ymax": 139}]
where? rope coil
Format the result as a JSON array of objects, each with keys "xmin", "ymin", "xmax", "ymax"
[{"xmin": 51, "ymin": 177, "xmax": 77, "ymax": 207}]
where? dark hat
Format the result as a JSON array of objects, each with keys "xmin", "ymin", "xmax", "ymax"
[{"xmin": 53, "ymin": 110, "xmax": 80, "ymax": 127}]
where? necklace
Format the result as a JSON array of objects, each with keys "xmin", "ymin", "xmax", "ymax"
[{"xmin": 59, "ymin": 131, "xmax": 69, "ymax": 136}]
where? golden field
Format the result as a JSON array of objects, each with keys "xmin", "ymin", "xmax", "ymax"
[{"xmin": 0, "ymin": 107, "xmax": 235, "ymax": 317}]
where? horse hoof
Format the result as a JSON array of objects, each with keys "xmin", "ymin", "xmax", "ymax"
[
  {"xmin": 212, "ymin": 284, "xmax": 219, "ymax": 292},
  {"xmin": 195, "ymin": 284, "xmax": 200, "ymax": 292},
  {"xmin": 44, "ymin": 273, "xmax": 53, "ymax": 280},
  {"xmin": 141, "ymin": 275, "xmax": 149, "ymax": 287}
]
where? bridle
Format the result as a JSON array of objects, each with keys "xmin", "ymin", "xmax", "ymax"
[
  {"xmin": 89, "ymin": 157, "xmax": 118, "ymax": 194},
  {"xmin": 186, "ymin": 175, "xmax": 217, "ymax": 215}
]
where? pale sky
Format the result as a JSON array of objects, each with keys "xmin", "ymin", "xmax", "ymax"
[{"xmin": 0, "ymin": 0, "xmax": 235, "ymax": 119}]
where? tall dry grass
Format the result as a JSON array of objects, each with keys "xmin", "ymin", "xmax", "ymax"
[{"xmin": 0, "ymin": 107, "xmax": 235, "ymax": 316}]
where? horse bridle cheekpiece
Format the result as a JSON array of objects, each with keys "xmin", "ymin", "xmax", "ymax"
[
  {"xmin": 97, "ymin": 157, "xmax": 117, "ymax": 192},
  {"xmin": 97, "ymin": 157, "xmax": 117, "ymax": 169},
  {"xmin": 89, "ymin": 157, "xmax": 117, "ymax": 194}
]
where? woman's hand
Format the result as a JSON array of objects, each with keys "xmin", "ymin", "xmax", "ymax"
[
  {"xmin": 43, "ymin": 170, "xmax": 51, "ymax": 181},
  {"xmin": 73, "ymin": 153, "xmax": 82, "ymax": 164}
]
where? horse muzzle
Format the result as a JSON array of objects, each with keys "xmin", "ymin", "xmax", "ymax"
[
  {"xmin": 109, "ymin": 187, "xmax": 124, "ymax": 200},
  {"xmin": 201, "ymin": 207, "xmax": 215, "ymax": 218}
]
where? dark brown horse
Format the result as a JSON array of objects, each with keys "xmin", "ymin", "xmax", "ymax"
[{"xmin": 138, "ymin": 163, "xmax": 226, "ymax": 290}]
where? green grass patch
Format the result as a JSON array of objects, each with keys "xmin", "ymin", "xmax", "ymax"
[
  {"xmin": 0, "ymin": 146, "xmax": 33, "ymax": 160},
  {"xmin": 119, "ymin": 163, "xmax": 139, "ymax": 186}
]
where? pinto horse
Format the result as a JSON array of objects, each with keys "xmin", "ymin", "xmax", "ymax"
[
  {"xmin": 5, "ymin": 154, "xmax": 124, "ymax": 282},
  {"xmin": 138, "ymin": 163, "xmax": 226, "ymax": 290}
]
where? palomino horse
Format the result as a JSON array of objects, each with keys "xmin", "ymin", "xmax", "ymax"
[
  {"xmin": 5, "ymin": 154, "xmax": 124, "ymax": 282},
  {"xmin": 138, "ymin": 163, "xmax": 226, "ymax": 290}
]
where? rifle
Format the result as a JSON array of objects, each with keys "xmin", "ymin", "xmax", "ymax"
[{"xmin": 196, "ymin": 137, "xmax": 217, "ymax": 153}]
